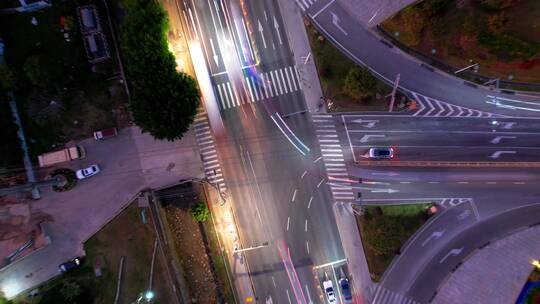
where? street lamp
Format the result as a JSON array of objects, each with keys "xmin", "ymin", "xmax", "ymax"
[{"xmin": 135, "ymin": 290, "xmax": 155, "ymax": 303}]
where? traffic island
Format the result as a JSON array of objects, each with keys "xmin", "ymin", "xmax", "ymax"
[
  {"xmin": 354, "ymin": 203, "xmax": 433, "ymax": 281},
  {"xmin": 305, "ymin": 19, "xmax": 408, "ymax": 113}
]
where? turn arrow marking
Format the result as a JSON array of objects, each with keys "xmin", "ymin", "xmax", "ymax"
[
  {"xmin": 421, "ymin": 230, "xmax": 445, "ymax": 247},
  {"xmin": 331, "ymin": 12, "xmax": 348, "ymax": 35},
  {"xmin": 439, "ymin": 247, "xmax": 464, "ymax": 263},
  {"xmin": 258, "ymin": 20, "xmax": 267, "ymax": 49}
]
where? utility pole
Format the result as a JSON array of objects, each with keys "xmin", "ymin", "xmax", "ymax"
[{"xmin": 388, "ymin": 73, "xmax": 400, "ymax": 112}]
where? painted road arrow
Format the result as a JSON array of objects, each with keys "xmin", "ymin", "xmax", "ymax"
[
  {"xmin": 490, "ymin": 136, "xmax": 516, "ymax": 144},
  {"xmin": 331, "ymin": 12, "xmax": 348, "ymax": 35},
  {"xmin": 258, "ymin": 20, "xmax": 267, "ymax": 49},
  {"xmin": 351, "ymin": 118, "xmax": 379, "ymax": 128},
  {"xmin": 421, "ymin": 230, "xmax": 446, "ymax": 247},
  {"xmin": 209, "ymin": 38, "xmax": 219, "ymax": 67},
  {"xmin": 273, "ymin": 16, "xmax": 283, "ymax": 45},
  {"xmin": 359, "ymin": 134, "xmax": 385, "ymax": 143},
  {"xmin": 439, "ymin": 247, "xmax": 464, "ymax": 263},
  {"xmin": 489, "ymin": 150, "xmax": 516, "ymax": 159}
]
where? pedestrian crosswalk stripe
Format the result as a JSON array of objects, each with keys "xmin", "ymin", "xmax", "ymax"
[
  {"xmin": 245, "ymin": 76, "xmax": 256, "ymax": 102},
  {"xmin": 226, "ymin": 82, "xmax": 236, "ymax": 107},
  {"xmin": 279, "ymin": 69, "xmax": 289, "ymax": 93}
]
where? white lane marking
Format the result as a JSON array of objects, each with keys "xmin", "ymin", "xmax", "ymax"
[
  {"xmin": 292, "ymin": 189, "xmax": 297, "ymax": 202},
  {"xmin": 314, "ymin": 156, "xmax": 323, "ymax": 163},
  {"xmin": 457, "ymin": 181, "xmax": 469, "ymax": 184},
  {"xmin": 439, "ymin": 247, "xmax": 464, "ymax": 263},
  {"xmin": 301, "ymin": 171, "xmax": 308, "ymax": 179},
  {"xmin": 261, "ymin": 73, "xmax": 270, "ymax": 98},
  {"xmin": 274, "ymin": 70, "xmax": 284, "ymax": 95},
  {"xmin": 250, "ymin": 77, "xmax": 260, "ymax": 101},
  {"xmin": 288, "ymin": 66, "xmax": 299, "ymax": 91},
  {"xmin": 305, "ymin": 219, "xmax": 308, "ymax": 232},
  {"xmin": 286, "ymin": 289, "xmax": 292, "ymax": 304},
  {"xmin": 317, "ymin": 178, "xmax": 325, "ymax": 188},
  {"xmin": 245, "ymin": 77, "xmax": 255, "ymax": 102},
  {"xmin": 489, "ymin": 150, "xmax": 516, "ymax": 159},
  {"xmin": 269, "ymin": 71, "xmax": 278, "ymax": 96},
  {"xmin": 514, "ymin": 182, "xmax": 526, "ymax": 185},
  {"xmin": 306, "ymin": 242, "xmax": 310, "ymax": 254},
  {"xmin": 279, "ymin": 68, "xmax": 289, "ymax": 93},
  {"xmin": 272, "ymin": 276, "xmax": 277, "ymax": 287},
  {"xmin": 226, "ymin": 82, "xmax": 237, "ymax": 107},
  {"xmin": 318, "ymin": 139, "xmax": 340, "ymax": 143},
  {"xmin": 321, "ymin": 144, "xmax": 341, "ymax": 147},
  {"xmin": 284, "ymin": 67, "xmax": 294, "ymax": 92},
  {"xmin": 399, "ymin": 181, "xmax": 411, "ymax": 184},
  {"xmin": 286, "ymin": 217, "xmax": 290, "ymax": 231},
  {"xmin": 308, "ymin": 196, "xmax": 313, "ymax": 209}
]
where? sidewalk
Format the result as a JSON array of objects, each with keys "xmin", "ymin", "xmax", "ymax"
[
  {"xmin": 277, "ymin": 0, "xmax": 325, "ymax": 114},
  {"xmin": 434, "ymin": 225, "xmax": 540, "ymax": 304},
  {"xmin": 205, "ymin": 184, "xmax": 256, "ymax": 303}
]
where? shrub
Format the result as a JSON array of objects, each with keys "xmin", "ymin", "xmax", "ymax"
[
  {"xmin": 400, "ymin": 7, "xmax": 426, "ymax": 46},
  {"xmin": 477, "ymin": 29, "xmax": 540, "ymax": 60},
  {"xmin": 190, "ymin": 202, "xmax": 209, "ymax": 222},
  {"xmin": 343, "ymin": 67, "xmax": 377, "ymax": 100}
]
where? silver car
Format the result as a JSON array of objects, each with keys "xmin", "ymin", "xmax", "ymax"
[{"xmin": 368, "ymin": 147, "xmax": 395, "ymax": 159}]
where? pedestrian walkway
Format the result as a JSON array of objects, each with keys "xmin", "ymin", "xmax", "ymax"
[
  {"xmin": 192, "ymin": 111, "xmax": 227, "ymax": 196},
  {"xmin": 434, "ymin": 225, "xmax": 540, "ymax": 304},
  {"xmin": 277, "ymin": 0, "xmax": 325, "ymax": 113},
  {"xmin": 214, "ymin": 65, "xmax": 301, "ymax": 110},
  {"xmin": 312, "ymin": 114, "xmax": 355, "ymax": 200},
  {"xmin": 411, "ymin": 92, "xmax": 496, "ymax": 118}
]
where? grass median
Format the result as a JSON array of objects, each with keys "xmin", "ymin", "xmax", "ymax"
[{"xmin": 356, "ymin": 203, "xmax": 434, "ymax": 282}]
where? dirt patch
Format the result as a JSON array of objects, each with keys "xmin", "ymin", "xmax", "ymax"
[{"xmin": 166, "ymin": 205, "xmax": 219, "ymax": 303}]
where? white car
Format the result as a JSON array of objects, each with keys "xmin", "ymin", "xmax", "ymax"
[
  {"xmin": 323, "ymin": 279, "xmax": 337, "ymax": 303},
  {"xmin": 76, "ymin": 164, "xmax": 101, "ymax": 180}
]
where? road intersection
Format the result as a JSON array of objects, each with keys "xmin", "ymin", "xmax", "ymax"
[{"xmin": 169, "ymin": 0, "xmax": 540, "ymax": 303}]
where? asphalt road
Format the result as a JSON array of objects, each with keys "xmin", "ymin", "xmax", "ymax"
[
  {"xmin": 301, "ymin": 0, "xmax": 540, "ymax": 118},
  {"xmin": 181, "ymin": 0, "xmax": 348, "ymax": 302},
  {"xmin": 341, "ymin": 114, "xmax": 540, "ymax": 162}
]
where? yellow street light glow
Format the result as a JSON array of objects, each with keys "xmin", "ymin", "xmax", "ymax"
[{"xmin": 532, "ymin": 260, "xmax": 540, "ymax": 269}]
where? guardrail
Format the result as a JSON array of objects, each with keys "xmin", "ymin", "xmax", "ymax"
[{"xmin": 375, "ymin": 26, "xmax": 540, "ymax": 93}]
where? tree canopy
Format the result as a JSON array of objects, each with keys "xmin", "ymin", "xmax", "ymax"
[
  {"xmin": 120, "ymin": 0, "xmax": 199, "ymax": 141},
  {"xmin": 344, "ymin": 66, "xmax": 377, "ymax": 100}
]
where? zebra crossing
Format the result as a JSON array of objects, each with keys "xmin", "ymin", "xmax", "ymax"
[
  {"xmin": 312, "ymin": 114, "xmax": 355, "ymax": 201},
  {"xmin": 214, "ymin": 65, "xmax": 301, "ymax": 110},
  {"xmin": 192, "ymin": 111, "xmax": 227, "ymax": 195},
  {"xmin": 295, "ymin": 0, "xmax": 317, "ymax": 11},
  {"xmin": 411, "ymin": 92, "xmax": 495, "ymax": 118},
  {"xmin": 439, "ymin": 198, "xmax": 473, "ymax": 209},
  {"xmin": 371, "ymin": 285, "xmax": 420, "ymax": 304}
]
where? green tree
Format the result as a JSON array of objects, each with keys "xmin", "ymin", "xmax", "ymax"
[
  {"xmin": 400, "ymin": 7, "xmax": 426, "ymax": 46},
  {"xmin": 343, "ymin": 66, "xmax": 377, "ymax": 100},
  {"xmin": 190, "ymin": 202, "xmax": 209, "ymax": 222},
  {"xmin": 487, "ymin": 12, "xmax": 508, "ymax": 34},
  {"xmin": 477, "ymin": 0, "xmax": 520, "ymax": 9},
  {"xmin": 120, "ymin": 0, "xmax": 199, "ymax": 141}
]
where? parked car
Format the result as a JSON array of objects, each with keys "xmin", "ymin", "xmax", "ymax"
[
  {"xmin": 323, "ymin": 279, "xmax": 337, "ymax": 303},
  {"xmin": 368, "ymin": 147, "xmax": 395, "ymax": 159},
  {"xmin": 59, "ymin": 257, "xmax": 81, "ymax": 273},
  {"xmin": 93, "ymin": 127, "xmax": 118, "ymax": 140},
  {"xmin": 76, "ymin": 164, "xmax": 101, "ymax": 180},
  {"xmin": 339, "ymin": 278, "xmax": 353, "ymax": 303}
]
